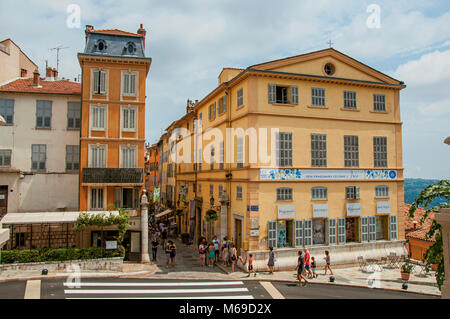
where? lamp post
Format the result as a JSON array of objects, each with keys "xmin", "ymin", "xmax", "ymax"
[{"xmin": 140, "ymin": 190, "xmax": 150, "ymax": 264}]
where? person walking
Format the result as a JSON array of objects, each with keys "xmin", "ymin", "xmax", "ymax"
[
  {"xmin": 267, "ymin": 246, "xmax": 275, "ymax": 274},
  {"xmin": 208, "ymin": 242, "xmax": 215, "ymax": 267},
  {"xmin": 303, "ymin": 247, "xmax": 313, "ymax": 279},
  {"xmin": 161, "ymin": 227, "xmax": 168, "ymax": 247},
  {"xmin": 222, "ymin": 237, "xmax": 229, "ymax": 267},
  {"xmin": 212, "ymin": 236, "xmax": 220, "ymax": 263},
  {"xmin": 230, "ymin": 243, "xmax": 237, "ymax": 272},
  {"xmin": 164, "ymin": 241, "xmax": 172, "ymax": 268},
  {"xmin": 296, "ymin": 250, "xmax": 309, "ymax": 287},
  {"xmin": 311, "ymin": 256, "xmax": 318, "ymax": 278},
  {"xmin": 151, "ymin": 236, "xmax": 159, "ymax": 262},
  {"xmin": 168, "ymin": 240, "xmax": 176, "ymax": 267},
  {"xmin": 245, "ymin": 254, "xmax": 256, "ymax": 277},
  {"xmin": 323, "ymin": 250, "xmax": 334, "ymax": 275},
  {"xmin": 199, "ymin": 239, "xmax": 207, "ymax": 268}
]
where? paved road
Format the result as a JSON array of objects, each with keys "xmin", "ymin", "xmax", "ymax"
[{"xmin": 0, "ymin": 278, "xmax": 438, "ymax": 299}]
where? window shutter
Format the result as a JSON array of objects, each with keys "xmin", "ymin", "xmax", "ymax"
[
  {"xmin": 338, "ymin": 217, "xmax": 346, "ymax": 244},
  {"xmin": 328, "ymin": 218, "xmax": 336, "ymax": 245},
  {"xmin": 291, "ymin": 86, "xmax": 298, "ymax": 105},
  {"xmin": 134, "ymin": 187, "xmax": 140, "ymax": 209},
  {"xmin": 294, "ymin": 219, "xmax": 303, "ymax": 247},
  {"xmin": 275, "ymin": 132, "xmax": 280, "ymax": 166},
  {"xmin": 369, "ymin": 216, "xmax": 376, "ymax": 242},
  {"xmin": 208, "ymin": 105, "xmax": 211, "ymax": 121},
  {"xmin": 93, "ymin": 71, "xmax": 99, "ymax": 93},
  {"xmin": 303, "ymin": 219, "xmax": 312, "ymax": 246},
  {"xmin": 223, "ymin": 95, "xmax": 226, "ymax": 113},
  {"xmin": 100, "ymin": 71, "xmax": 106, "ymax": 93},
  {"xmin": 268, "ymin": 84, "xmax": 276, "ymax": 103},
  {"xmin": 114, "ymin": 187, "xmax": 121, "ymax": 208},
  {"xmin": 213, "ymin": 102, "xmax": 216, "ymax": 119},
  {"xmin": 361, "ymin": 216, "xmax": 369, "ymax": 242},
  {"xmin": 268, "ymin": 220, "xmax": 277, "ymax": 248},
  {"xmin": 390, "ymin": 215, "xmax": 397, "ymax": 240},
  {"xmin": 130, "ymin": 74, "xmax": 136, "ymax": 94}
]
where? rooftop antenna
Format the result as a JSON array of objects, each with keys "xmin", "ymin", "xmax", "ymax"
[
  {"xmin": 49, "ymin": 45, "xmax": 69, "ymax": 73},
  {"xmin": 327, "ymin": 40, "xmax": 334, "ymax": 48}
]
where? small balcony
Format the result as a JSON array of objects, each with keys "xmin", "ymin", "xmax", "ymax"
[{"xmin": 82, "ymin": 168, "xmax": 143, "ymax": 186}]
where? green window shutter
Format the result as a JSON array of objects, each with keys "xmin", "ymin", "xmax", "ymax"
[
  {"xmin": 93, "ymin": 71, "xmax": 99, "ymax": 93},
  {"xmin": 369, "ymin": 216, "xmax": 376, "ymax": 242},
  {"xmin": 291, "ymin": 85, "xmax": 298, "ymax": 105},
  {"xmin": 338, "ymin": 217, "xmax": 346, "ymax": 244},
  {"xmin": 268, "ymin": 220, "xmax": 277, "ymax": 248},
  {"xmin": 390, "ymin": 215, "xmax": 397, "ymax": 240},
  {"xmin": 294, "ymin": 219, "xmax": 303, "ymax": 247},
  {"xmin": 361, "ymin": 216, "xmax": 369, "ymax": 242},
  {"xmin": 223, "ymin": 95, "xmax": 226, "ymax": 113},
  {"xmin": 303, "ymin": 219, "xmax": 312, "ymax": 246},
  {"xmin": 268, "ymin": 84, "xmax": 276, "ymax": 103},
  {"xmin": 328, "ymin": 218, "xmax": 336, "ymax": 245}
]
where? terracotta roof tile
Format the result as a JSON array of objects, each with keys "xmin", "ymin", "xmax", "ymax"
[
  {"xmin": 91, "ymin": 29, "xmax": 142, "ymax": 37},
  {"xmin": 403, "ymin": 203, "xmax": 436, "ymax": 242},
  {"xmin": 0, "ymin": 77, "xmax": 80, "ymax": 95}
]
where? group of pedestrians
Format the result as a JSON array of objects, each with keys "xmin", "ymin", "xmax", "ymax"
[
  {"xmin": 149, "ymin": 222, "xmax": 176, "ymax": 268},
  {"xmin": 295, "ymin": 248, "xmax": 334, "ymax": 287},
  {"xmin": 198, "ymin": 236, "xmax": 247, "ymax": 273}
]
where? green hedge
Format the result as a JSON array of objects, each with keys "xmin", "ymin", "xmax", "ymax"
[{"xmin": 0, "ymin": 247, "xmax": 124, "ymax": 264}]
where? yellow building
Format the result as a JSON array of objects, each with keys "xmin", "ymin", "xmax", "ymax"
[{"xmin": 163, "ymin": 48, "xmax": 407, "ymax": 268}]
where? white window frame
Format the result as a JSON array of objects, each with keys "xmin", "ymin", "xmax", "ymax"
[
  {"xmin": 31, "ymin": 144, "xmax": 46, "ymax": 171},
  {"xmin": 312, "ymin": 187, "xmax": 327, "ymax": 200},
  {"xmin": 89, "ymin": 187, "xmax": 105, "ymax": 210},
  {"xmin": 311, "ymin": 88, "xmax": 325, "ymax": 106},
  {"xmin": 89, "ymin": 144, "xmax": 107, "ymax": 168},
  {"xmin": 344, "ymin": 91, "xmax": 357, "ymax": 109},
  {"xmin": 237, "ymin": 88, "xmax": 244, "ymax": 107},
  {"xmin": 120, "ymin": 145, "xmax": 137, "ymax": 168},
  {"xmin": 375, "ymin": 185, "xmax": 389, "ymax": 198},
  {"xmin": 236, "ymin": 186, "xmax": 242, "ymax": 200},
  {"xmin": 121, "ymin": 106, "xmax": 137, "ymax": 131},
  {"xmin": 92, "ymin": 70, "xmax": 107, "ymax": 94},
  {"xmin": 66, "ymin": 145, "xmax": 80, "ymax": 172},
  {"xmin": 90, "ymin": 105, "xmax": 107, "ymax": 131},
  {"xmin": 0, "ymin": 149, "xmax": 12, "ymax": 167},
  {"xmin": 121, "ymin": 72, "xmax": 137, "ymax": 96},
  {"xmin": 390, "ymin": 215, "xmax": 397, "ymax": 240}
]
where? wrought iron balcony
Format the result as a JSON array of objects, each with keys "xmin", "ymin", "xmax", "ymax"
[{"xmin": 82, "ymin": 168, "xmax": 143, "ymax": 184}]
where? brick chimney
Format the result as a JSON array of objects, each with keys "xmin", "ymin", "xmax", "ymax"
[
  {"xmin": 46, "ymin": 66, "xmax": 53, "ymax": 78},
  {"xmin": 32, "ymin": 69, "xmax": 40, "ymax": 87},
  {"xmin": 137, "ymin": 24, "xmax": 147, "ymax": 49},
  {"xmin": 21, "ymin": 69, "xmax": 27, "ymax": 77},
  {"xmin": 85, "ymin": 25, "xmax": 94, "ymax": 41},
  {"xmin": 52, "ymin": 68, "xmax": 58, "ymax": 79}
]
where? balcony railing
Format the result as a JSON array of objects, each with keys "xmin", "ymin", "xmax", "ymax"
[{"xmin": 82, "ymin": 168, "xmax": 143, "ymax": 184}]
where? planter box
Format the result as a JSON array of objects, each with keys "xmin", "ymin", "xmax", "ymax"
[{"xmin": 400, "ymin": 272, "xmax": 410, "ymax": 281}]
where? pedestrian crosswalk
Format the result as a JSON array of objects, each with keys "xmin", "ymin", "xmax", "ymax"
[{"xmin": 63, "ymin": 280, "xmax": 254, "ymax": 299}]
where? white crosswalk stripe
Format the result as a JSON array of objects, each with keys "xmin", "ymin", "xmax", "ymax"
[{"xmin": 63, "ymin": 280, "xmax": 254, "ymax": 299}]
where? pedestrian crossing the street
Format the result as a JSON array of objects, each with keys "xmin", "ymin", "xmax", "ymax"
[{"xmin": 63, "ymin": 280, "xmax": 255, "ymax": 299}]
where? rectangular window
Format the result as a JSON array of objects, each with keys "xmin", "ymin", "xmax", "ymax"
[
  {"xmin": 122, "ymin": 73, "xmax": 136, "ymax": 95},
  {"xmin": 219, "ymin": 185, "xmax": 223, "ymax": 197},
  {"xmin": 198, "ymin": 148, "xmax": 202, "ymax": 171},
  {"xmin": 311, "ymin": 88, "xmax": 325, "ymax": 106},
  {"xmin": 198, "ymin": 183, "xmax": 202, "ymax": 194},
  {"xmin": 0, "ymin": 99, "xmax": 14, "ymax": 125},
  {"xmin": 268, "ymin": 84, "xmax": 297, "ymax": 104},
  {"xmin": 66, "ymin": 145, "xmax": 80, "ymax": 171},
  {"xmin": 276, "ymin": 188, "xmax": 293, "ymax": 201},
  {"xmin": 209, "ymin": 184, "xmax": 213, "ymax": 196},
  {"xmin": 218, "ymin": 95, "xmax": 226, "ymax": 114},
  {"xmin": 291, "ymin": 85, "xmax": 298, "ymax": 105},
  {"xmin": 312, "ymin": 187, "xmax": 327, "ymax": 200},
  {"xmin": 15, "ymin": 233, "xmax": 25, "ymax": 247},
  {"xmin": 344, "ymin": 135, "xmax": 359, "ymax": 167},
  {"xmin": 219, "ymin": 141, "xmax": 224, "ymax": 170},
  {"xmin": 343, "ymin": 91, "xmax": 357, "ymax": 109},
  {"xmin": 93, "ymin": 70, "xmax": 106, "ymax": 94},
  {"xmin": 237, "ymin": 137, "xmax": 244, "ymax": 168},
  {"xmin": 31, "ymin": 144, "xmax": 46, "ymax": 171},
  {"xmin": 373, "ymin": 136, "xmax": 387, "ymax": 167},
  {"xmin": 373, "ymin": 94, "xmax": 386, "ymax": 112},
  {"xmin": 122, "ymin": 147, "xmax": 136, "ymax": 168},
  {"xmin": 210, "ymin": 145, "xmax": 214, "ymax": 170},
  {"xmin": 213, "ymin": 102, "xmax": 216, "ymax": 119},
  {"xmin": 90, "ymin": 145, "xmax": 106, "ymax": 168},
  {"xmin": 268, "ymin": 221, "xmax": 277, "ymax": 248},
  {"xmin": 328, "ymin": 218, "xmax": 337, "ymax": 245},
  {"xmin": 236, "ymin": 186, "xmax": 242, "ymax": 200},
  {"xmin": 122, "ymin": 107, "xmax": 136, "ymax": 130},
  {"xmin": 90, "ymin": 188, "xmax": 104, "ymax": 210},
  {"xmin": 0, "ymin": 150, "xmax": 12, "ymax": 167},
  {"xmin": 390, "ymin": 215, "xmax": 397, "ymax": 240},
  {"xmin": 237, "ymin": 88, "xmax": 243, "ymax": 107},
  {"xmin": 311, "ymin": 134, "xmax": 327, "ymax": 167},
  {"xmin": 303, "ymin": 219, "xmax": 312, "ymax": 246},
  {"xmin": 345, "ymin": 186, "xmax": 360, "ymax": 199},
  {"xmin": 67, "ymin": 102, "xmax": 81, "ymax": 129},
  {"xmin": 91, "ymin": 106, "xmax": 106, "ymax": 130},
  {"xmin": 276, "ymin": 132, "xmax": 292, "ymax": 167},
  {"xmin": 375, "ymin": 185, "xmax": 389, "ymax": 198},
  {"xmin": 36, "ymin": 100, "xmax": 52, "ymax": 128}
]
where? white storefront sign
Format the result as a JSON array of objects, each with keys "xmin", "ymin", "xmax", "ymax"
[
  {"xmin": 347, "ymin": 203, "xmax": 362, "ymax": 216},
  {"xmin": 278, "ymin": 205, "xmax": 295, "ymax": 219},
  {"xmin": 313, "ymin": 204, "xmax": 329, "ymax": 218},
  {"xmin": 260, "ymin": 168, "xmax": 397, "ymax": 181},
  {"xmin": 377, "ymin": 201, "xmax": 391, "ymax": 214},
  {"xmin": 250, "ymin": 229, "xmax": 259, "ymax": 237},
  {"xmin": 105, "ymin": 241, "xmax": 118, "ymax": 250}
]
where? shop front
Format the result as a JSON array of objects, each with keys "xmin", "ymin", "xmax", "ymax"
[
  {"xmin": 346, "ymin": 202, "xmax": 361, "ymax": 243},
  {"xmin": 312, "ymin": 204, "xmax": 328, "ymax": 246},
  {"xmin": 376, "ymin": 200, "xmax": 392, "ymax": 240}
]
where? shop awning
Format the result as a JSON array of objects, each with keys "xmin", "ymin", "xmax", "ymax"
[
  {"xmin": 155, "ymin": 209, "xmax": 173, "ymax": 219},
  {"xmin": 0, "ymin": 211, "xmax": 120, "ymax": 225}
]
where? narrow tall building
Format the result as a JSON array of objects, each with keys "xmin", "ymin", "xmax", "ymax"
[{"xmin": 77, "ymin": 25, "xmax": 151, "ymax": 260}]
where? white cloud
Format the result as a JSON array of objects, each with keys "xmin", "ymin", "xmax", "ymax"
[
  {"xmin": 419, "ymin": 98, "xmax": 450, "ymax": 116},
  {"xmin": 393, "ymin": 50, "xmax": 450, "ymax": 86}
]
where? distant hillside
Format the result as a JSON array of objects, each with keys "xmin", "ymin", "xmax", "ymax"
[{"xmin": 404, "ymin": 178, "xmax": 447, "ymax": 206}]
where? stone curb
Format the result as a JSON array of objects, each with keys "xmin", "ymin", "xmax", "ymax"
[{"xmin": 0, "ymin": 264, "xmax": 157, "ymax": 283}]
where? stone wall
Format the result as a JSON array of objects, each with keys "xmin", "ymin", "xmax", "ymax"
[
  {"xmin": 0, "ymin": 257, "xmax": 123, "ymax": 272},
  {"xmin": 238, "ymin": 240, "xmax": 408, "ymax": 271}
]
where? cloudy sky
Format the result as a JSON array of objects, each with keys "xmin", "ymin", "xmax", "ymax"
[{"xmin": 1, "ymin": 0, "xmax": 449, "ymax": 179}]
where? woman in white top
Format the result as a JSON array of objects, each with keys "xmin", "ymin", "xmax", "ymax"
[
  {"xmin": 198, "ymin": 239, "xmax": 207, "ymax": 268},
  {"xmin": 230, "ymin": 243, "xmax": 237, "ymax": 272}
]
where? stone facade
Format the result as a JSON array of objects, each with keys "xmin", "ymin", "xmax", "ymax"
[{"xmin": 0, "ymin": 257, "xmax": 123, "ymax": 272}]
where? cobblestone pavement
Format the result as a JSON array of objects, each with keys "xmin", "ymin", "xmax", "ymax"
[{"xmin": 136, "ymin": 237, "xmax": 441, "ymax": 297}]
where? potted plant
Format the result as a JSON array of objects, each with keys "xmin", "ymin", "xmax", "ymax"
[
  {"xmin": 180, "ymin": 232, "xmax": 190, "ymax": 244},
  {"xmin": 400, "ymin": 262, "xmax": 414, "ymax": 281},
  {"xmin": 175, "ymin": 209, "xmax": 184, "ymax": 217},
  {"xmin": 204, "ymin": 210, "xmax": 218, "ymax": 222}
]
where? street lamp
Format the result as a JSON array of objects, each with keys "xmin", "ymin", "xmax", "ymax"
[{"xmin": 0, "ymin": 115, "xmax": 6, "ymax": 126}]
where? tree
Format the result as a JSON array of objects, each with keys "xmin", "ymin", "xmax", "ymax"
[{"xmin": 408, "ymin": 180, "xmax": 450, "ymax": 290}]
